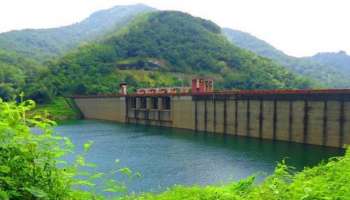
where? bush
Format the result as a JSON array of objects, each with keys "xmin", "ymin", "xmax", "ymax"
[
  {"xmin": 0, "ymin": 99, "xmax": 141, "ymax": 199},
  {"xmin": 0, "ymin": 99, "xmax": 100, "ymax": 199}
]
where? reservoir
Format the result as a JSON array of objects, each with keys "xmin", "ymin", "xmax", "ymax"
[{"xmin": 56, "ymin": 120, "xmax": 344, "ymax": 194}]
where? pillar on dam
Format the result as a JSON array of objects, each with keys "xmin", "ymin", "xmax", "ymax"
[{"xmin": 172, "ymin": 95, "xmax": 195, "ymax": 130}]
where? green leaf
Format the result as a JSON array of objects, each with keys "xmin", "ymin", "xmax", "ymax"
[
  {"xmin": 73, "ymin": 180, "xmax": 95, "ymax": 187},
  {"xmin": 83, "ymin": 140, "xmax": 94, "ymax": 152},
  {"xmin": 0, "ymin": 190, "xmax": 9, "ymax": 200},
  {"xmin": 0, "ymin": 166, "xmax": 10, "ymax": 174},
  {"xmin": 25, "ymin": 187, "xmax": 48, "ymax": 198},
  {"xmin": 119, "ymin": 167, "xmax": 132, "ymax": 177},
  {"xmin": 89, "ymin": 172, "xmax": 104, "ymax": 180},
  {"xmin": 76, "ymin": 155, "xmax": 85, "ymax": 166}
]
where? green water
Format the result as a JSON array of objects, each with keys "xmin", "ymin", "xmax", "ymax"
[{"xmin": 56, "ymin": 120, "xmax": 344, "ymax": 193}]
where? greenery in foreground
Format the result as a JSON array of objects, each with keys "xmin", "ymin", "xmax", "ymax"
[
  {"xmin": 1, "ymin": 99, "xmax": 350, "ymax": 200},
  {"xmin": 0, "ymin": 99, "xmax": 136, "ymax": 199}
]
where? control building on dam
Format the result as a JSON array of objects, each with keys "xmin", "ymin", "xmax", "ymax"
[{"xmin": 72, "ymin": 78, "xmax": 350, "ymax": 148}]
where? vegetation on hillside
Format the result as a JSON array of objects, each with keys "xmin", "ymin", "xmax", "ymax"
[
  {"xmin": 223, "ymin": 28, "xmax": 350, "ymax": 88},
  {"xmin": 49, "ymin": 11, "xmax": 313, "ymax": 96},
  {"xmin": 0, "ymin": 4, "xmax": 154, "ymax": 61},
  {"xmin": 0, "ymin": 8, "xmax": 318, "ymax": 104},
  {"xmin": 1, "ymin": 4, "xmax": 349, "ymax": 106},
  {"xmin": 30, "ymin": 97, "xmax": 81, "ymax": 121},
  {"xmin": 0, "ymin": 49, "xmax": 54, "ymax": 102},
  {"xmin": 1, "ymin": 99, "xmax": 349, "ymax": 200},
  {"xmin": 310, "ymin": 51, "xmax": 350, "ymax": 76},
  {"xmin": 0, "ymin": 10, "xmax": 317, "ymax": 103}
]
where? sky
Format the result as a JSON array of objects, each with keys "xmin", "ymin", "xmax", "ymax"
[{"xmin": 0, "ymin": 0, "xmax": 349, "ymax": 57}]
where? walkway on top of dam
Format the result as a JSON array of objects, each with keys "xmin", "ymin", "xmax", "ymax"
[{"xmin": 71, "ymin": 88, "xmax": 350, "ymax": 99}]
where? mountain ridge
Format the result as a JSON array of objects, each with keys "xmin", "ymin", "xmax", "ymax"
[
  {"xmin": 0, "ymin": 4, "xmax": 155, "ymax": 61},
  {"xmin": 48, "ymin": 11, "xmax": 311, "ymax": 96},
  {"xmin": 0, "ymin": 4, "xmax": 347, "ymax": 103},
  {"xmin": 308, "ymin": 51, "xmax": 350, "ymax": 74},
  {"xmin": 223, "ymin": 28, "xmax": 350, "ymax": 88}
]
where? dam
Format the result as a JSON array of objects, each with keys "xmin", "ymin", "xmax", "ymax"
[{"xmin": 72, "ymin": 79, "xmax": 350, "ymax": 148}]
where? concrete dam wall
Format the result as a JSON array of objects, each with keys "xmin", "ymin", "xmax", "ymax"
[{"xmin": 73, "ymin": 90, "xmax": 350, "ymax": 148}]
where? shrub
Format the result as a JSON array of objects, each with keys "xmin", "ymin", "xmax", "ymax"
[{"xmin": 0, "ymin": 99, "xmax": 104, "ymax": 199}]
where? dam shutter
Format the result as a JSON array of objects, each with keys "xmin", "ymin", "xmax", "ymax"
[
  {"xmin": 151, "ymin": 97, "xmax": 158, "ymax": 109},
  {"xmin": 131, "ymin": 97, "xmax": 137, "ymax": 109},
  {"xmin": 140, "ymin": 97, "xmax": 147, "ymax": 109},
  {"xmin": 162, "ymin": 97, "xmax": 171, "ymax": 110}
]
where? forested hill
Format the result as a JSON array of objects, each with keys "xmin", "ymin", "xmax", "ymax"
[
  {"xmin": 0, "ymin": 4, "xmax": 154, "ymax": 61},
  {"xmin": 49, "ymin": 11, "xmax": 312, "ymax": 96},
  {"xmin": 0, "ymin": 49, "xmax": 51, "ymax": 101},
  {"xmin": 223, "ymin": 28, "xmax": 350, "ymax": 88},
  {"xmin": 309, "ymin": 51, "xmax": 350, "ymax": 75}
]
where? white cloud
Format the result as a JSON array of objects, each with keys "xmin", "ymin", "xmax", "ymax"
[{"xmin": 0, "ymin": 0, "xmax": 349, "ymax": 57}]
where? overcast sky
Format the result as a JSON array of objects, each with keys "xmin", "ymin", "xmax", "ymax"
[{"xmin": 0, "ymin": 0, "xmax": 349, "ymax": 57}]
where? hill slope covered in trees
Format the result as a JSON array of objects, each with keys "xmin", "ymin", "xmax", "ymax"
[
  {"xmin": 309, "ymin": 51, "xmax": 350, "ymax": 76},
  {"xmin": 0, "ymin": 49, "xmax": 53, "ymax": 102},
  {"xmin": 223, "ymin": 28, "xmax": 350, "ymax": 88},
  {"xmin": 0, "ymin": 4, "xmax": 154, "ymax": 61},
  {"xmin": 49, "ymin": 11, "xmax": 312, "ymax": 96}
]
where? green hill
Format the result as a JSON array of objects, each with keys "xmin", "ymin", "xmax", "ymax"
[
  {"xmin": 49, "ymin": 11, "xmax": 312, "ymax": 96},
  {"xmin": 0, "ymin": 4, "xmax": 154, "ymax": 61},
  {"xmin": 223, "ymin": 28, "xmax": 350, "ymax": 88},
  {"xmin": 309, "ymin": 51, "xmax": 350, "ymax": 75},
  {"xmin": 0, "ymin": 49, "xmax": 52, "ymax": 102}
]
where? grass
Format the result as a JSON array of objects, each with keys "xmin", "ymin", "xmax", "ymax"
[{"xmin": 31, "ymin": 97, "xmax": 81, "ymax": 122}]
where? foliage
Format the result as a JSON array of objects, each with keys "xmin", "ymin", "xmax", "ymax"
[
  {"xmin": 311, "ymin": 51, "xmax": 350, "ymax": 76},
  {"xmin": 30, "ymin": 97, "xmax": 81, "ymax": 121},
  {"xmin": 49, "ymin": 11, "xmax": 313, "ymax": 96},
  {"xmin": 0, "ymin": 99, "xmax": 135, "ymax": 199},
  {"xmin": 0, "ymin": 10, "xmax": 316, "ymax": 102},
  {"xmin": 0, "ymin": 4, "xmax": 155, "ymax": 62},
  {"xmin": 0, "ymin": 5, "xmax": 155, "ymax": 103},
  {"xmin": 223, "ymin": 28, "xmax": 350, "ymax": 88},
  {"xmin": 0, "ymin": 49, "xmax": 55, "ymax": 103}
]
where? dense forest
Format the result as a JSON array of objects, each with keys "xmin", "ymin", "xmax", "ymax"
[
  {"xmin": 1, "ymin": 5, "xmax": 350, "ymax": 104},
  {"xmin": 311, "ymin": 51, "xmax": 350, "ymax": 75},
  {"xmin": 0, "ymin": 4, "xmax": 154, "ymax": 61},
  {"xmin": 0, "ymin": 11, "xmax": 314, "ymax": 102},
  {"xmin": 0, "ymin": 49, "xmax": 54, "ymax": 102},
  {"xmin": 48, "ymin": 11, "xmax": 312, "ymax": 97},
  {"xmin": 223, "ymin": 28, "xmax": 350, "ymax": 88}
]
